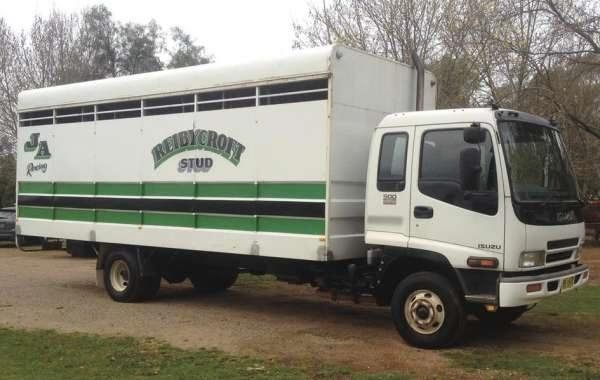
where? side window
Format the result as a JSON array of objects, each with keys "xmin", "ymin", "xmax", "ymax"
[
  {"xmin": 378, "ymin": 133, "xmax": 408, "ymax": 191},
  {"xmin": 419, "ymin": 128, "xmax": 498, "ymax": 215}
]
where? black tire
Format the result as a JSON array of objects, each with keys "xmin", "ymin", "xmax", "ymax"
[
  {"xmin": 472, "ymin": 305, "xmax": 528, "ymax": 326},
  {"xmin": 103, "ymin": 249, "xmax": 160, "ymax": 302},
  {"xmin": 391, "ymin": 271, "xmax": 466, "ymax": 349},
  {"xmin": 189, "ymin": 267, "xmax": 238, "ymax": 293}
]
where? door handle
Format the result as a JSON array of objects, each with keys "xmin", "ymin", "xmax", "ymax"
[{"xmin": 414, "ymin": 206, "xmax": 433, "ymax": 219}]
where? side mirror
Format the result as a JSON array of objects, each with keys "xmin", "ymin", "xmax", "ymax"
[{"xmin": 463, "ymin": 123, "xmax": 486, "ymax": 144}]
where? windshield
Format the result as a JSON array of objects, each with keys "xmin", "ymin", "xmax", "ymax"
[{"xmin": 498, "ymin": 121, "xmax": 579, "ymax": 203}]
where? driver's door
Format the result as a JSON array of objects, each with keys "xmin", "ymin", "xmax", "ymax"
[{"xmin": 409, "ymin": 123, "xmax": 505, "ymax": 265}]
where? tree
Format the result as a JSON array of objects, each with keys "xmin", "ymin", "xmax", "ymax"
[
  {"xmin": 115, "ymin": 20, "xmax": 164, "ymax": 75},
  {"xmin": 294, "ymin": 0, "xmax": 600, "ymax": 196},
  {"xmin": 0, "ymin": 154, "xmax": 15, "ymax": 207},
  {"xmin": 0, "ymin": 18, "xmax": 20, "ymax": 155},
  {"xmin": 168, "ymin": 27, "xmax": 212, "ymax": 69},
  {"xmin": 0, "ymin": 6, "xmax": 211, "ymax": 204},
  {"xmin": 77, "ymin": 5, "xmax": 117, "ymax": 79}
]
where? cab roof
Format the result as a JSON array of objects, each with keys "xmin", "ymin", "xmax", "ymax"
[{"xmin": 378, "ymin": 108, "xmax": 553, "ymax": 129}]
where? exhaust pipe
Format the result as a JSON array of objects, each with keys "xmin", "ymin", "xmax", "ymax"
[{"xmin": 411, "ymin": 50, "xmax": 424, "ymax": 111}]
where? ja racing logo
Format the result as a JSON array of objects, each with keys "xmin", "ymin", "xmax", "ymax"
[
  {"xmin": 24, "ymin": 133, "xmax": 51, "ymax": 159},
  {"xmin": 24, "ymin": 133, "xmax": 51, "ymax": 177}
]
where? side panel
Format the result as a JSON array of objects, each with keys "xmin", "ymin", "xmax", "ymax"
[
  {"xmin": 17, "ymin": 99, "xmax": 330, "ymax": 261},
  {"xmin": 328, "ymin": 46, "xmax": 436, "ymax": 260}
]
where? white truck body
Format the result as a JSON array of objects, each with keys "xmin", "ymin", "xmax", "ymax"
[
  {"xmin": 15, "ymin": 45, "xmax": 589, "ymax": 348},
  {"xmin": 16, "ymin": 45, "xmax": 436, "ymax": 262}
]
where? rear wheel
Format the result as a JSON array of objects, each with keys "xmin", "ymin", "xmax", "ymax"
[
  {"xmin": 189, "ymin": 267, "xmax": 238, "ymax": 293},
  {"xmin": 472, "ymin": 305, "xmax": 528, "ymax": 326},
  {"xmin": 391, "ymin": 272, "xmax": 466, "ymax": 348},
  {"xmin": 103, "ymin": 249, "xmax": 160, "ymax": 302}
]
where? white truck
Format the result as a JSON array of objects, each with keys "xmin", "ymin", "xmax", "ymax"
[{"xmin": 16, "ymin": 45, "xmax": 589, "ymax": 348}]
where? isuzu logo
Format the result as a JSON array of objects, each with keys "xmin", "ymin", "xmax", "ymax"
[{"xmin": 478, "ymin": 243, "xmax": 502, "ymax": 250}]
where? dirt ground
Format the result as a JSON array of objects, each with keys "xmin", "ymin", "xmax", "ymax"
[{"xmin": 0, "ymin": 244, "xmax": 599, "ymax": 378}]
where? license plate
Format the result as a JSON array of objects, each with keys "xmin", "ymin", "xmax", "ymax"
[{"xmin": 562, "ymin": 276, "xmax": 575, "ymax": 292}]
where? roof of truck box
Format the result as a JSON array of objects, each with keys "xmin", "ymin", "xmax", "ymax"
[
  {"xmin": 18, "ymin": 45, "xmax": 342, "ymax": 111},
  {"xmin": 18, "ymin": 44, "xmax": 421, "ymax": 111}
]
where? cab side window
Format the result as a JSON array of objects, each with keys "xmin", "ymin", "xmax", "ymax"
[
  {"xmin": 378, "ymin": 133, "xmax": 408, "ymax": 191},
  {"xmin": 419, "ymin": 129, "xmax": 498, "ymax": 215}
]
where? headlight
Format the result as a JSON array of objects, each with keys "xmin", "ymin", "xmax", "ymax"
[{"xmin": 519, "ymin": 251, "xmax": 545, "ymax": 268}]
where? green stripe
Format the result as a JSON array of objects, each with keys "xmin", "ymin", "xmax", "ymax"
[
  {"xmin": 19, "ymin": 182, "xmax": 53, "ymax": 194},
  {"xmin": 18, "ymin": 206, "xmax": 54, "ymax": 219},
  {"xmin": 96, "ymin": 210, "xmax": 141, "ymax": 225},
  {"xmin": 258, "ymin": 216, "xmax": 325, "ymax": 235},
  {"xmin": 143, "ymin": 182, "xmax": 195, "ymax": 197},
  {"xmin": 18, "ymin": 181, "xmax": 325, "ymax": 199},
  {"xmin": 18, "ymin": 206, "xmax": 324, "ymax": 235},
  {"xmin": 97, "ymin": 183, "xmax": 141, "ymax": 197},
  {"xmin": 54, "ymin": 207, "xmax": 94, "ymax": 222},
  {"xmin": 197, "ymin": 214, "xmax": 256, "ymax": 231},
  {"xmin": 258, "ymin": 183, "xmax": 326, "ymax": 199},
  {"xmin": 54, "ymin": 182, "xmax": 95, "ymax": 195},
  {"xmin": 196, "ymin": 183, "xmax": 256, "ymax": 198},
  {"xmin": 144, "ymin": 212, "xmax": 195, "ymax": 228}
]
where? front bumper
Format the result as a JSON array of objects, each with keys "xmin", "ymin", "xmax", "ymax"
[{"xmin": 499, "ymin": 265, "xmax": 589, "ymax": 307}]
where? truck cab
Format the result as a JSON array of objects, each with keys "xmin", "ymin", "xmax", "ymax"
[{"xmin": 365, "ymin": 108, "xmax": 589, "ymax": 347}]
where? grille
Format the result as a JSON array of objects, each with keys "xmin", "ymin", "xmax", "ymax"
[
  {"xmin": 547, "ymin": 238, "xmax": 579, "ymax": 250},
  {"xmin": 546, "ymin": 250, "xmax": 573, "ymax": 263}
]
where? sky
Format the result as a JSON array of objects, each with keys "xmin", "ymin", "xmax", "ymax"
[{"xmin": 0, "ymin": 0, "xmax": 315, "ymax": 64}]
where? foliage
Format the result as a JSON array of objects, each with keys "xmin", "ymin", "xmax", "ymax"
[
  {"xmin": 0, "ymin": 6, "xmax": 211, "ymax": 203},
  {"xmin": 115, "ymin": 20, "xmax": 164, "ymax": 75},
  {"xmin": 294, "ymin": 0, "xmax": 600, "ymax": 196},
  {"xmin": 0, "ymin": 154, "xmax": 15, "ymax": 207},
  {"xmin": 168, "ymin": 27, "xmax": 212, "ymax": 69}
]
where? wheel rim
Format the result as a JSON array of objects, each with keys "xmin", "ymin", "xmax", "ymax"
[
  {"xmin": 404, "ymin": 289, "xmax": 445, "ymax": 335},
  {"xmin": 109, "ymin": 259, "xmax": 130, "ymax": 293}
]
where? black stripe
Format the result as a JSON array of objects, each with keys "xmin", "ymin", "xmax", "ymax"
[{"xmin": 18, "ymin": 195, "xmax": 325, "ymax": 218}]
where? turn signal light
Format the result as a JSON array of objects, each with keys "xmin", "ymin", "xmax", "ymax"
[
  {"xmin": 467, "ymin": 257, "xmax": 499, "ymax": 268},
  {"xmin": 526, "ymin": 283, "xmax": 542, "ymax": 293}
]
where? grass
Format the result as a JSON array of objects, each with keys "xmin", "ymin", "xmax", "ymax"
[
  {"xmin": 445, "ymin": 350, "xmax": 600, "ymax": 380},
  {"xmin": 531, "ymin": 285, "xmax": 600, "ymax": 316},
  {"xmin": 0, "ymin": 328, "xmax": 412, "ymax": 380},
  {"xmin": 445, "ymin": 285, "xmax": 600, "ymax": 379},
  {"xmin": 234, "ymin": 273, "xmax": 279, "ymax": 289}
]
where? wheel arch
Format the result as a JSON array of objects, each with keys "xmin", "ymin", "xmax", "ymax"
[
  {"xmin": 374, "ymin": 246, "xmax": 465, "ymax": 306},
  {"xmin": 96, "ymin": 244, "xmax": 158, "ymax": 277}
]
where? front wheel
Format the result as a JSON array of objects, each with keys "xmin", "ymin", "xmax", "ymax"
[{"xmin": 391, "ymin": 272, "xmax": 466, "ymax": 348}]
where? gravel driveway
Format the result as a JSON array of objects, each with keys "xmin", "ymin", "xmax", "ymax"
[{"xmin": 0, "ymin": 245, "xmax": 599, "ymax": 377}]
